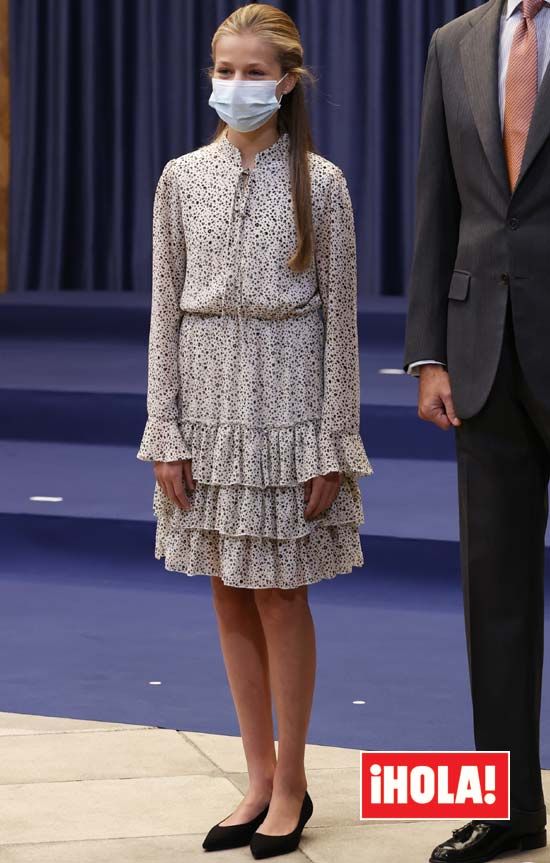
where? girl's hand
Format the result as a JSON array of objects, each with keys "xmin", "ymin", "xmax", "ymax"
[
  {"xmin": 154, "ymin": 459, "xmax": 196, "ymax": 510},
  {"xmin": 304, "ymin": 472, "xmax": 343, "ymax": 520}
]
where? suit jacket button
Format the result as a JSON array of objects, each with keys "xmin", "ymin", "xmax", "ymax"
[
  {"xmin": 501, "ymin": 273, "xmax": 509, "ymax": 284},
  {"xmin": 508, "ymin": 217, "xmax": 520, "ymax": 229}
]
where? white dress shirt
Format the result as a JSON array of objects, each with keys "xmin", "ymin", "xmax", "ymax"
[{"xmin": 408, "ymin": 0, "xmax": 550, "ymax": 375}]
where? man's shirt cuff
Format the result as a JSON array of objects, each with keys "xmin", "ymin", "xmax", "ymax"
[{"xmin": 407, "ymin": 360, "xmax": 446, "ymax": 376}]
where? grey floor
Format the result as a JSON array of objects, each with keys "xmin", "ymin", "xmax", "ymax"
[{"xmin": 1, "ymin": 711, "xmax": 548, "ymax": 862}]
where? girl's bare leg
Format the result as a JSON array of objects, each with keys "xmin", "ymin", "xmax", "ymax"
[
  {"xmin": 253, "ymin": 585, "xmax": 316, "ymax": 834},
  {"xmin": 210, "ymin": 576, "xmax": 277, "ymax": 825}
]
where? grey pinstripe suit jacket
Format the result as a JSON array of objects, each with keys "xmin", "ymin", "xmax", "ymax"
[{"xmin": 403, "ymin": 0, "xmax": 550, "ymax": 419}]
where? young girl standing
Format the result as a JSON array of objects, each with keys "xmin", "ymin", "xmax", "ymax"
[{"xmin": 137, "ymin": 3, "xmax": 372, "ymax": 858}]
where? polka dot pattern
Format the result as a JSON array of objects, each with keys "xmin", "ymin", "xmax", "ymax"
[{"xmin": 137, "ymin": 129, "xmax": 373, "ymax": 588}]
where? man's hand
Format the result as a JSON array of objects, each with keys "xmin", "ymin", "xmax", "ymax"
[
  {"xmin": 418, "ymin": 364, "xmax": 462, "ymax": 430},
  {"xmin": 304, "ymin": 471, "xmax": 343, "ymax": 519},
  {"xmin": 154, "ymin": 459, "xmax": 196, "ymax": 509}
]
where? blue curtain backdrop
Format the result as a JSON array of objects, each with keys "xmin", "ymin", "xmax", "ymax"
[{"xmin": 8, "ymin": 0, "xmax": 483, "ymax": 295}]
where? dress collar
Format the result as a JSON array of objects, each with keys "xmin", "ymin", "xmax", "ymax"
[{"xmin": 216, "ymin": 128, "xmax": 290, "ymax": 168}]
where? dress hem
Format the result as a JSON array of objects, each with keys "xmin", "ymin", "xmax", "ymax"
[
  {"xmin": 155, "ymin": 552, "xmax": 365, "ymax": 589},
  {"xmin": 153, "ymin": 522, "xmax": 365, "ymax": 589}
]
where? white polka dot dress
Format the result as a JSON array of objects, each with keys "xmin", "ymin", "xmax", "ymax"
[{"xmin": 137, "ymin": 129, "xmax": 373, "ymax": 589}]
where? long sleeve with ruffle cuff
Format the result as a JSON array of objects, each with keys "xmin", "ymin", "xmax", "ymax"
[
  {"xmin": 317, "ymin": 429, "xmax": 373, "ymax": 479},
  {"xmin": 314, "ymin": 167, "xmax": 373, "ymax": 480},
  {"xmin": 137, "ymin": 158, "xmax": 188, "ymax": 464},
  {"xmin": 137, "ymin": 417, "xmax": 192, "ymax": 463}
]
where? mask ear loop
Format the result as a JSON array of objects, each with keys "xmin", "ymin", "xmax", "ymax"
[{"xmin": 276, "ymin": 72, "xmax": 288, "ymax": 106}]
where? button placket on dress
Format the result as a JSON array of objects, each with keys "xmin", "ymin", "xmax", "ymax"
[{"xmin": 221, "ymin": 166, "xmax": 254, "ymax": 367}]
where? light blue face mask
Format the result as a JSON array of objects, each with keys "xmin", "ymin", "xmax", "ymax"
[{"xmin": 208, "ymin": 73, "xmax": 288, "ymax": 132}]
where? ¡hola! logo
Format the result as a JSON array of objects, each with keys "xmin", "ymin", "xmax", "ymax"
[{"xmin": 360, "ymin": 751, "xmax": 510, "ymax": 820}]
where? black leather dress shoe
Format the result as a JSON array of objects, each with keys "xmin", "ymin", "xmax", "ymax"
[
  {"xmin": 202, "ymin": 802, "xmax": 270, "ymax": 852},
  {"xmin": 429, "ymin": 820, "xmax": 547, "ymax": 862},
  {"xmin": 249, "ymin": 790, "xmax": 313, "ymax": 859}
]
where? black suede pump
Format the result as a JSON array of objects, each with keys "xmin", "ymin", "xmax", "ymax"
[
  {"xmin": 249, "ymin": 790, "xmax": 313, "ymax": 859},
  {"xmin": 202, "ymin": 802, "xmax": 270, "ymax": 852}
]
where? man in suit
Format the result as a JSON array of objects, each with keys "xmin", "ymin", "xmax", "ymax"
[{"xmin": 404, "ymin": 0, "xmax": 550, "ymax": 860}]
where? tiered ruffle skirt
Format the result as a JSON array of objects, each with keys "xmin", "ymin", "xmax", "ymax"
[{"xmin": 139, "ymin": 309, "xmax": 373, "ymax": 589}]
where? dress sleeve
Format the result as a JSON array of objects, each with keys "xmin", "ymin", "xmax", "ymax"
[
  {"xmin": 314, "ymin": 167, "xmax": 373, "ymax": 479},
  {"xmin": 137, "ymin": 159, "xmax": 192, "ymax": 463}
]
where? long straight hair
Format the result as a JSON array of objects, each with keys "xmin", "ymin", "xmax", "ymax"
[{"xmin": 208, "ymin": 3, "xmax": 317, "ymax": 273}]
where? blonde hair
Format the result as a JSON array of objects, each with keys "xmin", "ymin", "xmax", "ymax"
[{"xmin": 208, "ymin": 3, "xmax": 317, "ymax": 273}]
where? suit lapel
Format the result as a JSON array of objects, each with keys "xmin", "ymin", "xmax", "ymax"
[
  {"xmin": 459, "ymin": 0, "xmax": 510, "ymax": 196},
  {"xmin": 515, "ymin": 58, "xmax": 550, "ymax": 190}
]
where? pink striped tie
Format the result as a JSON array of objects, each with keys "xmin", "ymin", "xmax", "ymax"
[{"xmin": 503, "ymin": 0, "xmax": 546, "ymax": 190}]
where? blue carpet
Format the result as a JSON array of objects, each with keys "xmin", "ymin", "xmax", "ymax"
[
  {"xmin": 0, "ymin": 292, "xmax": 547, "ymax": 766},
  {"xmin": 1, "ymin": 514, "xmax": 549, "ymax": 761}
]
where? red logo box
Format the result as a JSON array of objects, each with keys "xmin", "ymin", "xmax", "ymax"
[{"xmin": 360, "ymin": 751, "xmax": 510, "ymax": 820}]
